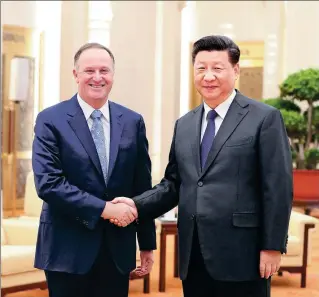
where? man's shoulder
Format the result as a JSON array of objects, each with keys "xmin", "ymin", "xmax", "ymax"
[
  {"xmin": 234, "ymin": 93, "xmax": 280, "ymax": 119},
  {"xmin": 109, "ymin": 101, "xmax": 143, "ymax": 121},
  {"xmin": 236, "ymin": 93, "xmax": 278, "ymax": 115},
  {"xmin": 37, "ymin": 96, "xmax": 75, "ymax": 122},
  {"xmin": 176, "ymin": 105, "xmax": 202, "ymax": 125}
]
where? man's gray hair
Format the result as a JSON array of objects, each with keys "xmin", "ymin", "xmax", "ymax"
[{"xmin": 74, "ymin": 42, "xmax": 115, "ymax": 67}]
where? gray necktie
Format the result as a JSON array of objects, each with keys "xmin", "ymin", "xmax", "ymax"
[{"xmin": 90, "ymin": 110, "xmax": 108, "ymax": 182}]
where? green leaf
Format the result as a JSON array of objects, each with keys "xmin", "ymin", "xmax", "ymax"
[
  {"xmin": 280, "ymin": 68, "xmax": 319, "ymax": 103},
  {"xmin": 280, "ymin": 110, "xmax": 307, "ymax": 140},
  {"xmin": 262, "ymin": 98, "xmax": 301, "ymax": 112},
  {"xmin": 305, "ymin": 148, "xmax": 319, "ymax": 169}
]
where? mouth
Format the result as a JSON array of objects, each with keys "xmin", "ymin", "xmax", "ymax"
[
  {"xmin": 203, "ymin": 86, "xmax": 218, "ymax": 90},
  {"xmin": 89, "ymin": 84, "xmax": 105, "ymax": 89}
]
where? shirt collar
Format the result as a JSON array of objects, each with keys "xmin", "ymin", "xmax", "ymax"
[
  {"xmin": 203, "ymin": 89, "xmax": 236, "ymax": 120},
  {"xmin": 77, "ymin": 93, "xmax": 110, "ymax": 122}
]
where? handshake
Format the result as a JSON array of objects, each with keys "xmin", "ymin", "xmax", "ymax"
[{"xmin": 101, "ymin": 197, "xmax": 138, "ymax": 227}]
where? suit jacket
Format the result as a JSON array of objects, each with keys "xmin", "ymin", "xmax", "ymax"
[
  {"xmin": 32, "ymin": 94, "xmax": 156, "ymax": 275},
  {"xmin": 133, "ymin": 91, "xmax": 293, "ymax": 281}
]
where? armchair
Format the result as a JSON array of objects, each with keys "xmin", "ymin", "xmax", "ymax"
[
  {"xmin": 279, "ymin": 210, "xmax": 318, "ymax": 287},
  {"xmin": 1, "ymin": 219, "xmax": 46, "ymax": 296}
]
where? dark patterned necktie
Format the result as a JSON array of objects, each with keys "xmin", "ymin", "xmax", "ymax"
[{"xmin": 201, "ymin": 109, "xmax": 218, "ymax": 169}]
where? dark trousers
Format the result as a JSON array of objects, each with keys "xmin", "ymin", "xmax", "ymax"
[
  {"xmin": 182, "ymin": 225, "xmax": 271, "ymax": 297},
  {"xmin": 45, "ymin": 234, "xmax": 129, "ymax": 297}
]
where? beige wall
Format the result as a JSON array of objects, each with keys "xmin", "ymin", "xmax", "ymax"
[
  {"xmin": 193, "ymin": 1, "xmax": 266, "ymax": 42},
  {"xmin": 285, "ymin": 1, "xmax": 319, "ymax": 76},
  {"xmin": 1, "ymin": 1, "xmax": 37, "ymax": 28}
]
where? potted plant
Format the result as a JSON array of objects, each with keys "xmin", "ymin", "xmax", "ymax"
[
  {"xmin": 263, "ymin": 68, "xmax": 319, "ymax": 204},
  {"xmin": 280, "ymin": 68, "xmax": 319, "ymax": 150}
]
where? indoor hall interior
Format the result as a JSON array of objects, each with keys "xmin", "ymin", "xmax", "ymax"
[{"xmin": 1, "ymin": 1, "xmax": 319, "ymax": 297}]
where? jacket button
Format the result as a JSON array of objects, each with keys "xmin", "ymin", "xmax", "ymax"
[{"xmin": 197, "ymin": 181, "xmax": 203, "ymax": 187}]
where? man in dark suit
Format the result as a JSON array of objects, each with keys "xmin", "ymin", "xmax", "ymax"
[
  {"xmin": 112, "ymin": 35, "xmax": 293, "ymax": 297},
  {"xmin": 32, "ymin": 42, "xmax": 156, "ymax": 297}
]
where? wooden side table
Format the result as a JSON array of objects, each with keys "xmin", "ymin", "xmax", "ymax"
[{"xmin": 158, "ymin": 219, "xmax": 178, "ymax": 292}]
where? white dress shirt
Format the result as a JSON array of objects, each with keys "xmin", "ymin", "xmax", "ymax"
[
  {"xmin": 77, "ymin": 94, "xmax": 110, "ymax": 171},
  {"xmin": 200, "ymin": 89, "xmax": 237, "ymax": 142}
]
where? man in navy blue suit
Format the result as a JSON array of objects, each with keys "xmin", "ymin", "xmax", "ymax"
[{"xmin": 32, "ymin": 43, "xmax": 156, "ymax": 297}]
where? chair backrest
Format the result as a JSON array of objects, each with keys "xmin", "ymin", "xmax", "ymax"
[{"xmin": 24, "ymin": 171, "xmax": 43, "ymax": 217}]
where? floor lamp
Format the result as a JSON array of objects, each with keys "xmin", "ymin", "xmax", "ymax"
[{"xmin": 8, "ymin": 57, "xmax": 30, "ymax": 216}]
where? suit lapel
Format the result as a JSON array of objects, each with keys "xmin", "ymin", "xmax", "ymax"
[
  {"xmin": 190, "ymin": 105, "xmax": 204, "ymax": 176},
  {"xmin": 200, "ymin": 94, "xmax": 249, "ymax": 179},
  {"xmin": 67, "ymin": 96, "xmax": 104, "ymax": 178},
  {"xmin": 107, "ymin": 101, "xmax": 123, "ymax": 182}
]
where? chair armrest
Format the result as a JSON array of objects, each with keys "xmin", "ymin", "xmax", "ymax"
[
  {"xmin": 2, "ymin": 218, "xmax": 39, "ymax": 245},
  {"xmin": 288, "ymin": 211, "xmax": 318, "ymax": 238}
]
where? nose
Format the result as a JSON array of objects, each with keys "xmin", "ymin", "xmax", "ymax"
[
  {"xmin": 204, "ymin": 70, "xmax": 216, "ymax": 81},
  {"xmin": 92, "ymin": 70, "xmax": 101, "ymax": 81}
]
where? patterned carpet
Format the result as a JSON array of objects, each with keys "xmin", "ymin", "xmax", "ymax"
[{"xmin": 7, "ymin": 210, "xmax": 319, "ymax": 297}]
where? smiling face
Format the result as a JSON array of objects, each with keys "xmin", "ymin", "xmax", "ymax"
[
  {"xmin": 193, "ymin": 50, "xmax": 239, "ymax": 108},
  {"xmin": 73, "ymin": 48, "xmax": 114, "ymax": 108}
]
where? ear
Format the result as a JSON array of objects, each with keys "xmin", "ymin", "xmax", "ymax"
[
  {"xmin": 234, "ymin": 63, "xmax": 240, "ymax": 80},
  {"xmin": 73, "ymin": 68, "xmax": 79, "ymax": 84}
]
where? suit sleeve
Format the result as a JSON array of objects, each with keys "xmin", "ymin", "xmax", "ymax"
[
  {"xmin": 133, "ymin": 120, "xmax": 180, "ymax": 220},
  {"xmin": 259, "ymin": 109, "xmax": 293, "ymax": 253},
  {"xmin": 32, "ymin": 111, "xmax": 106, "ymax": 230},
  {"xmin": 133, "ymin": 117, "xmax": 156, "ymax": 250}
]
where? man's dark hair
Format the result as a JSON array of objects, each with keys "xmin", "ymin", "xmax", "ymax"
[
  {"xmin": 74, "ymin": 42, "xmax": 115, "ymax": 67},
  {"xmin": 192, "ymin": 35, "xmax": 240, "ymax": 66}
]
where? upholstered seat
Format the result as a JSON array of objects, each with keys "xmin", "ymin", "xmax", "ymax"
[
  {"xmin": 1, "ymin": 219, "xmax": 46, "ymax": 296},
  {"xmin": 279, "ymin": 210, "xmax": 318, "ymax": 287}
]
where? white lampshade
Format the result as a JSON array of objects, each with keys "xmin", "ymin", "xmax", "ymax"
[{"xmin": 9, "ymin": 57, "xmax": 31, "ymax": 102}]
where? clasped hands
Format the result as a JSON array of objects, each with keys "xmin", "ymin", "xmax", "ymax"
[
  {"xmin": 101, "ymin": 197, "xmax": 137, "ymax": 227},
  {"xmin": 101, "ymin": 197, "xmax": 154, "ymax": 278}
]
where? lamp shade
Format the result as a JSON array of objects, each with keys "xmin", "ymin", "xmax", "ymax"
[{"xmin": 9, "ymin": 57, "xmax": 31, "ymax": 102}]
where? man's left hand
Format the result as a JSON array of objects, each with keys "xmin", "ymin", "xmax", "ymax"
[
  {"xmin": 130, "ymin": 250, "xmax": 154, "ymax": 279},
  {"xmin": 260, "ymin": 250, "xmax": 281, "ymax": 279}
]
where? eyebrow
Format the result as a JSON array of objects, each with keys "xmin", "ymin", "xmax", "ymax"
[
  {"xmin": 83, "ymin": 66, "xmax": 110, "ymax": 70},
  {"xmin": 195, "ymin": 62, "xmax": 225, "ymax": 66}
]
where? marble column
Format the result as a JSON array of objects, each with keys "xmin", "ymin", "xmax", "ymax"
[
  {"xmin": 59, "ymin": 1, "xmax": 89, "ymax": 101},
  {"xmin": 158, "ymin": 1, "xmax": 182, "ymax": 178},
  {"xmin": 109, "ymin": 1, "xmax": 182, "ymax": 179},
  {"xmin": 262, "ymin": 1, "xmax": 285, "ymax": 99}
]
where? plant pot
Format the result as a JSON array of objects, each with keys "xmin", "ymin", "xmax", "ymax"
[{"xmin": 293, "ymin": 169, "xmax": 319, "ymax": 200}]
